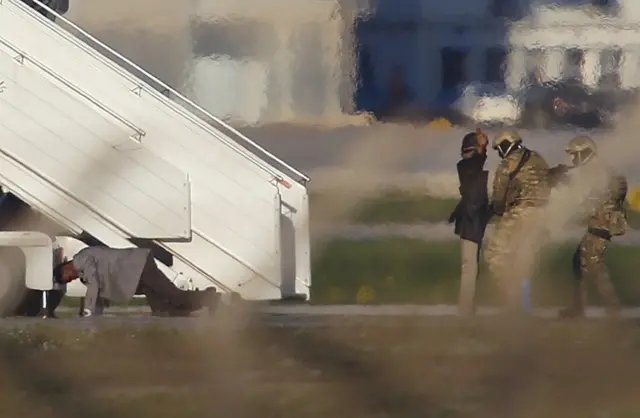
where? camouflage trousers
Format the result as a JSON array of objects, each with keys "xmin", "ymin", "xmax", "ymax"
[
  {"xmin": 484, "ymin": 206, "xmax": 546, "ymax": 313},
  {"xmin": 568, "ymin": 231, "xmax": 620, "ymax": 313}
]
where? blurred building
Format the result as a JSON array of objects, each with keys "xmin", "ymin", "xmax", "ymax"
[
  {"xmin": 68, "ymin": 0, "xmax": 351, "ymax": 127},
  {"xmin": 66, "ymin": 0, "xmax": 193, "ymax": 94},
  {"xmin": 66, "ymin": 0, "xmax": 638, "ymax": 125},
  {"xmin": 508, "ymin": 0, "xmax": 640, "ymax": 89},
  {"xmin": 352, "ymin": 0, "xmax": 639, "ymax": 115},
  {"xmin": 351, "ymin": 0, "xmax": 518, "ymax": 114},
  {"xmin": 507, "ymin": 1, "xmax": 640, "ymax": 91},
  {"xmin": 187, "ymin": 0, "xmax": 348, "ymax": 125}
]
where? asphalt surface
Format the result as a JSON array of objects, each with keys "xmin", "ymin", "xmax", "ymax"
[{"xmin": 1, "ymin": 304, "xmax": 639, "ymax": 330}]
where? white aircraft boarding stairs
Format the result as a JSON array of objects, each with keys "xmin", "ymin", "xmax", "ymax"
[{"xmin": 0, "ymin": 0, "xmax": 312, "ymax": 310}]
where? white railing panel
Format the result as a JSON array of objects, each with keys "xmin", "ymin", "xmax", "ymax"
[{"xmin": 0, "ymin": 48, "xmax": 191, "ymax": 239}]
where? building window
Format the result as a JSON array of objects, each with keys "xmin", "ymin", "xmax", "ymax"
[
  {"xmin": 600, "ymin": 48, "xmax": 621, "ymax": 88},
  {"xmin": 190, "ymin": 19, "xmax": 278, "ymax": 59},
  {"xmin": 524, "ymin": 49, "xmax": 544, "ymax": 84},
  {"xmin": 565, "ymin": 48, "xmax": 584, "ymax": 82},
  {"xmin": 485, "ymin": 47, "xmax": 507, "ymax": 83},
  {"xmin": 292, "ymin": 23, "xmax": 326, "ymax": 116},
  {"xmin": 441, "ymin": 48, "xmax": 467, "ymax": 90}
]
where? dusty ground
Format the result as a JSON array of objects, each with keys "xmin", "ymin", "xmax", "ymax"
[{"xmin": 2, "ymin": 315, "xmax": 640, "ymax": 418}]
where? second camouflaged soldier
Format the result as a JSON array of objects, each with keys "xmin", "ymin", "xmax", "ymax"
[
  {"xmin": 484, "ymin": 131, "xmax": 551, "ymax": 315},
  {"xmin": 554, "ymin": 136, "xmax": 629, "ymax": 319}
]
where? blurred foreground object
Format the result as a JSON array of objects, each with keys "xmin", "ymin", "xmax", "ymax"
[
  {"xmin": 356, "ymin": 285, "xmax": 376, "ymax": 305},
  {"xmin": 626, "ymin": 187, "xmax": 640, "ymax": 212},
  {"xmin": 427, "ymin": 118, "xmax": 452, "ymax": 130}
]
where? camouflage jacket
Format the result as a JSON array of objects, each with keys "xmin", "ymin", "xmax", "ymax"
[
  {"xmin": 548, "ymin": 164, "xmax": 572, "ymax": 188},
  {"xmin": 491, "ymin": 147, "xmax": 551, "ymax": 215},
  {"xmin": 580, "ymin": 162, "xmax": 629, "ymax": 236}
]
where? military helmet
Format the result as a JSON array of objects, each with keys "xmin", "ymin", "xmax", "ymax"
[
  {"xmin": 492, "ymin": 130, "xmax": 523, "ymax": 159},
  {"xmin": 565, "ymin": 135, "xmax": 597, "ymax": 154},
  {"xmin": 565, "ymin": 135, "xmax": 596, "ymax": 165}
]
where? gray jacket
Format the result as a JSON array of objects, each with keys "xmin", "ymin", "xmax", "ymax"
[{"xmin": 72, "ymin": 247, "xmax": 151, "ymax": 313}]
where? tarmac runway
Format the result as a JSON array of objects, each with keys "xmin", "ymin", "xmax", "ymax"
[{"xmin": 2, "ymin": 304, "xmax": 639, "ymax": 331}]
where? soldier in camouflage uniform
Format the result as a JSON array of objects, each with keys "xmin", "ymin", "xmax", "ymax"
[
  {"xmin": 484, "ymin": 131, "xmax": 551, "ymax": 314},
  {"xmin": 555, "ymin": 136, "xmax": 629, "ymax": 319}
]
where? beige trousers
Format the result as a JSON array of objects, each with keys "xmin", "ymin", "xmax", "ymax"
[{"xmin": 458, "ymin": 239, "xmax": 480, "ymax": 316}]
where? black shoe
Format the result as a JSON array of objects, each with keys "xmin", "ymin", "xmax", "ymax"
[{"xmin": 204, "ymin": 288, "xmax": 220, "ymax": 317}]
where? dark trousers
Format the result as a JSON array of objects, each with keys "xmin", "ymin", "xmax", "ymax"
[
  {"xmin": 13, "ymin": 289, "xmax": 64, "ymax": 317},
  {"xmin": 136, "ymin": 256, "xmax": 208, "ymax": 316}
]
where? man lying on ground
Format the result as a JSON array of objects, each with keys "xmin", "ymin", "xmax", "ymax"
[{"xmin": 54, "ymin": 246, "xmax": 220, "ymax": 317}]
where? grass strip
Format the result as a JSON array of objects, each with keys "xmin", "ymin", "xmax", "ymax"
[
  {"xmin": 311, "ymin": 238, "xmax": 640, "ymax": 306},
  {"xmin": 311, "ymin": 190, "xmax": 640, "ymax": 227}
]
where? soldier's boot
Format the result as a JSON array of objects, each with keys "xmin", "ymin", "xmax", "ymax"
[
  {"xmin": 203, "ymin": 288, "xmax": 221, "ymax": 317},
  {"xmin": 558, "ymin": 280, "xmax": 587, "ymax": 319}
]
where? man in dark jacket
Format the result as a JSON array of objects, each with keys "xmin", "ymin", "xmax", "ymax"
[{"xmin": 448, "ymin": 129, "xmax": 492, "ymax": 316}]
